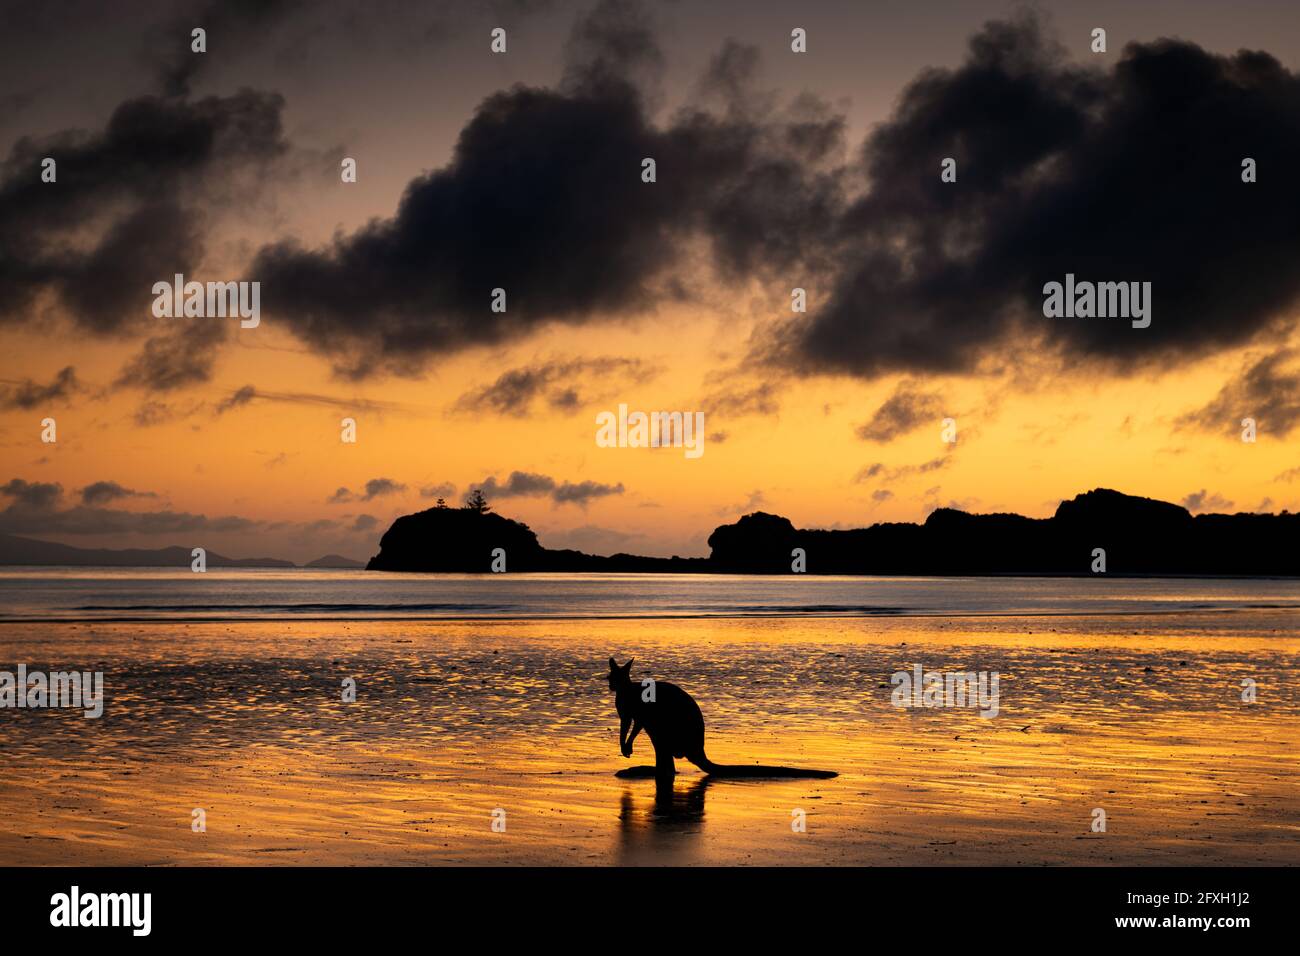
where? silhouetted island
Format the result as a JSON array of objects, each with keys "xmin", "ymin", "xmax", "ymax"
[
  {"xmin": 366, "ymin": 488, "xmax": 1300, "ymax": 576},
  {"xmin": 366, "ymin": 504, "xmax": 707, "ymax": 573}
]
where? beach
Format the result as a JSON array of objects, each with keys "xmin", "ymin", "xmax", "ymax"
[{"xmin": 0, "ymin": 595, "xmax": 1295, "ymax": 866}]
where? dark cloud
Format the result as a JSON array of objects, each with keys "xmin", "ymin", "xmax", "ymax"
[
  {"xmin": 471, "ymin": 470, "xmax": 624, "ymax": 506},
  {"xmin": 855, "ymin": 382, "xmax": 945, "ymax": 442},
  {"xmin": 0, "ymin": 88, "xmax": 289, "ymax": 337},
  {"xmin": 361, "ymin": 477, "xmax": 406, "ymax": 500},
  {"xmin": 132, "ymin": 399, "xmax": 194, "ymax": 427},
  {"xmin": 143, "ymin": 0, "xmax": 541, "ymax": 100},
  {"xmin": 327, "ymin": 477, "xmax": 407, "ymax": 503},
  {"xmin": 0, "ymin": 477, "xmax": 259, "ymax": 535},
  {"xmin": 130, "ymin": 385, "xmax": 414, "ymax": 426},
  {"xmin": 250, "ymin": 1, "xmax": 844, "ymax": 377},
  {"xmin": 250, "ymin": 77, "xmax": 675, "ymax": 376},
  {"xmin": 1181, "ymin": 489, "xmax": 1235, "ymax": 513},
  {"xmin": 115, "ymin": 322, "xmax": 227, "ymax": 391},
  {"xmin": 1177, "ymin": 348, "xmax": 1300, "ymax": 438},
  {"xmin": 560, "ymin": 0, "xmax": 665, "ymax": 102},
  {"xmin": 699, "ymin": 381, "xmax": 780, "ymax": 418},
  {"xmin": 549, "ymin": 388, "xmax": 580, "ymax": 411},
  {"xmin": 215, "ymin": 384, "xmax": 257, "ymax": 414},
  {"xmin": 148, "ymin": 0, "xmax": 303, "ymax": 98},
  {"xmin": 80, "ymin": 481, "xmax": 157, "ymax": 506},
  {"xmin": 854, "ymin": 450, "xmax": 954, "ymax": 484},
  {"xmin": 241, "ymin": 388, "xmax": 413, "ymax": 414},
  {"xmin": 0, "ymin": 87, "xmax": 39, "ymax": 126},
  {"xmin": 351, "ymin": 514, "xmax": 379, "ymax": 532},
  {"xmin": 419, "ymin": 482, "xmax": 457, "ymax": 499},
  {"xmin": 241, "ymin": 9, "xmax": 1300, "ymax": 382},
  {"xmin": 0, "ymin": 478, "xmax": 62, "ymax": 511},
  {"xmin": 11, "ymin": 3, "xmax": 1293, "ymax": 400},
  {"xmin": 454, "ymin": 356, "xmax": 657, "ymax": 417},
  {"xmin": 777, "ymin": 13, "xmax": 1300, "ymax": 378},
  {"xmin": 551, "ymin": 478, "xmax": 625, "ymax": 505},
  {"xmin": 474, "ymin": 471, "xmax": 559, "ymax": 498},
  {"xmin": 0, "ymin": 365, "xmax": 78, "ymax": 409}
]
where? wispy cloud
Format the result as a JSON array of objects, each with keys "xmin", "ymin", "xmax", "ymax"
[
  {"xmin": 470, "ymin": 470, "xmax": 625, "ymax": 507},
  {"xmin": 0, "ymin": 366, "xmax": 79, "ymax": 410}
]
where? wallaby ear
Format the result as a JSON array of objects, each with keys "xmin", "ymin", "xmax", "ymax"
[
  {"xmin": 608, "ymin": 656, "xmax": 618, "ymax": 671},
  {"xmin": 622, "ymin": 658, "xmax": 634, "ymax": 673}
]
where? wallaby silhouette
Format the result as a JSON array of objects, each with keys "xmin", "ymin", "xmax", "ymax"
[{"xmin": 608, "ymin": 657, "xmax": 837, "ymax": 783}]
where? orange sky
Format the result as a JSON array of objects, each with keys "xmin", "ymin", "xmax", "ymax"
[
  {"xmin": 3, "ymin": 302, "xmax": 1295, "ymax": 561},
  {"xmin": 1, "ymin": 0, "xmax": 1298, "ymax": 562}
]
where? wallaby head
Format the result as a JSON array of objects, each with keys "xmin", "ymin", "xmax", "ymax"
[{"xmin": 608, "ymin": 656, "xmax": 633, "ymax": 691}]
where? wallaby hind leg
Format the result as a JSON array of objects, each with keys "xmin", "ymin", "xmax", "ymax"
[
  {"xmin": 654, "ymin": 745, "xmax": 676, "ymax": 785},
  {"xmin": 685, "ymin": 749, "xmax": 711, "ymax": 773}
]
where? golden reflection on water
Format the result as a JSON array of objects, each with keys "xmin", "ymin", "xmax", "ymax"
[{"xmin": 0, "ymin": 611, "xmax": 1295, "ymax": 865}]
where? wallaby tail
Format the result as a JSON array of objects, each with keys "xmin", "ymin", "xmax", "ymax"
[{"xmin": 692, "ymin": 752, "xmax": 837, "ymax": 779}]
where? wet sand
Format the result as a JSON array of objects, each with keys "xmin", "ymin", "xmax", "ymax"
[{"xmin": 0, "ymin": 612, "xmax": 1295, "ymax": 865}]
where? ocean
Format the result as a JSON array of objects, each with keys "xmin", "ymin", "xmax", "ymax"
[
  {"xmin": 1, "ymin": 567, "xmax": 1298, "ymax": 623},
  {"xmin": 0, "ymin": 568, "xmax": 1295, "ymax": 865}
]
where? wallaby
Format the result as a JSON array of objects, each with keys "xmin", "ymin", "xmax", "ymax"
[{"xmin": 608, "ymin": 657, "xmax": 837, "ymax": 782}]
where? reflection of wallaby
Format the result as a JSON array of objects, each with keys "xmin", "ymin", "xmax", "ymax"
[{"xmin": 608, "ymin": 657, "xmax": 837, "ymax": 782}]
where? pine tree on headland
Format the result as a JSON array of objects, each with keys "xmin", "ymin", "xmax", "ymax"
[{"xmin": 465, "ymin": 489, "xmax": 491, "ymax": 514}]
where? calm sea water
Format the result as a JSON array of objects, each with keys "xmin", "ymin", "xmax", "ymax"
[
  {"xmin": 0, "ymin": 567, "xmax": 1296, "ymax": 622},
  {"xmin": 0, "ymin": 568, "xmax": 1295, "ymax": 866}
]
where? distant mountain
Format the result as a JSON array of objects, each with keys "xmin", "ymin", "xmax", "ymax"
[
  {"xmin": 368, "ymin": 490, "xmax": 1300, "ymax": 576},
  {"xmin": 303, "ymin": 553, "xmax": 365, "ymax": 569},
  {"xmin": 0, "ymin": 534, "xmax": 295, "ymax": 568}
]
